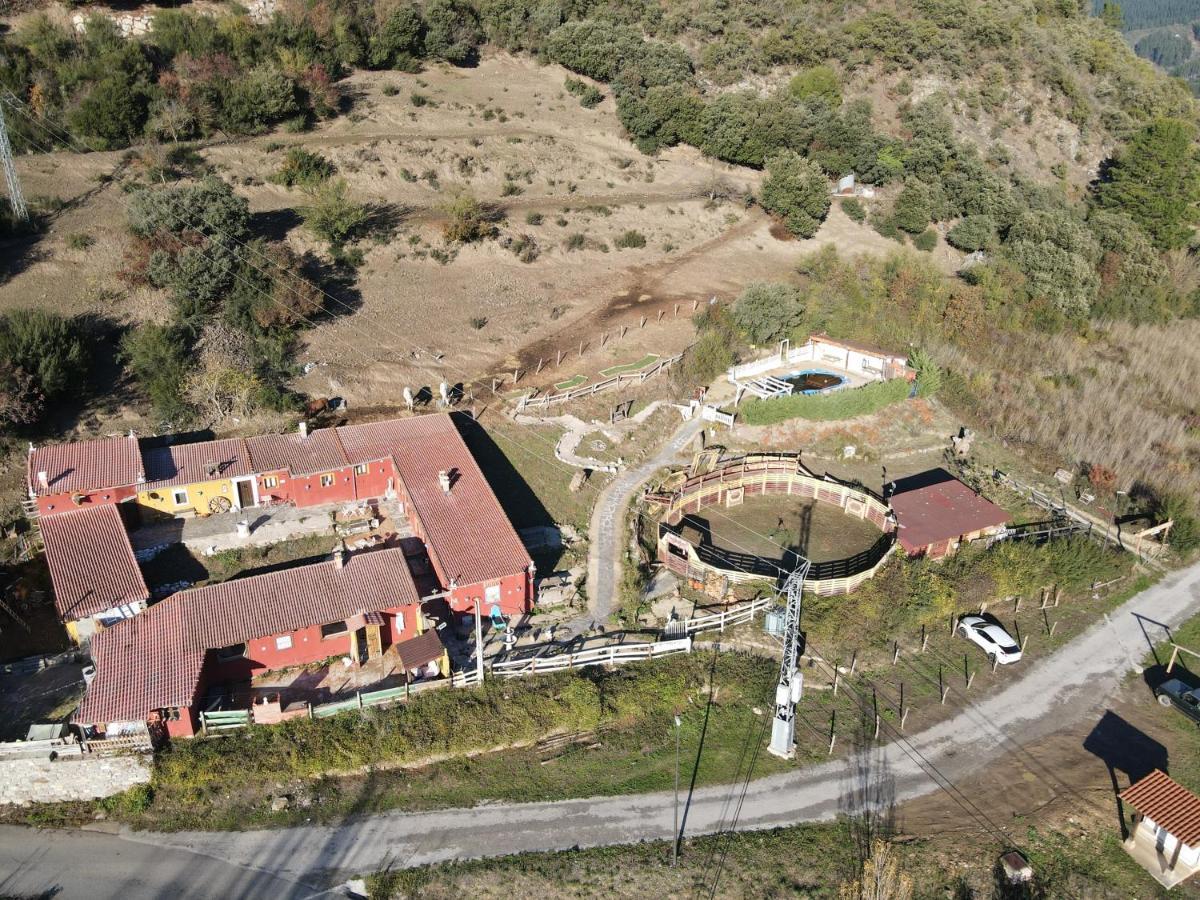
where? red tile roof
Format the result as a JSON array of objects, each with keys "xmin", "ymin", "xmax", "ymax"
[
  {"xmin": 1120, "ymin": 770, "xmax": 1200, "ymax": 846},
  {"xmin": 346, "ymin": 415, "xmax": 531, "ymax": 587},
  {"xmin": 889, "ymin": 469, "xmax": 1011, "ymax": 553},
  {"xmin": 811, "ymin": 332, "xmax": 905, "ymax": 361},
  {"xmin": 76, "ymin": 547, "xmax": 420, "ymax": 725},
  {"xmin": 396, "ymin": 628, "xmax": 446, "ymax": 670},
  {"xmin": 39, "ymin": 505, "xmax": 149, "ymax": 622},
  {"xmin": 245, "ymin": 428, "xmax": 349, "ymax": 477},
  {"xmin": 28, "ymin": 434, "xmax": 143, "ymax": 497},
  {"xmin": 142, "ymin": 437, "xmax": 255, "ymax": 490}
]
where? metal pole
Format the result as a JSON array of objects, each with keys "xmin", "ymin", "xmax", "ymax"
[
  {"xmin": 768, "ymin": 560, "xmax": 810, "ymax": 759},
  {"xmin": 0, "ymin": 101, "xmax": 29, "ymax": 222},
  {"xmin": 474, "ymin": 598, "xmax": 484, "ymax": 685},
  {"xmin": 673, "ymin": 713, "xmax": 682, "ymax": 866}
]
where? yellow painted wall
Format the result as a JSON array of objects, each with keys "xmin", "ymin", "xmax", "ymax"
[{"xmin": 137, "ymin": 477, "xmax": 238, "ymax": 517}]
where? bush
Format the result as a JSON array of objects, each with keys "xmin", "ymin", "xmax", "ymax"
[
  {"xmin": 564, "ymin": 77, "xmax": 604, "ymax": 108},
  {"xmin": 525, "ymin": 212, "xmax": 544, "ymax": 226},
  {"xmin": 907, "ymin": 347, "xmax": 943, "ymax": 397},
  {"xmin": 760, "ymin": 151, "xmax": 831, "ymax": 238},
  {"xmin": 732, "ymin": 283, "xmax": 805, "ymax": 344},
  {"xmin": 946, "ymin": 214, "xmax": 996, "ymax": 252},
  {"xmin": 788, "ymin": 65, "xmax": 841, "ymax": 106},
  {"xmin": 423, "ymin": 0, "xmax": 482, "ymax": 65},
  {"xmin": 914, "ymin": 228, "xmax": 938, "ymax": 251},
  {"xmin": 121, "ymin": 324, "xmax": 194, "ymax": 422},
  {"xmin": 613, "ymin": 229, "xmax": 647, "ymax": 249},
  {"xmin": 269, "ymin": 148, "xmax": 335, "ymax": 188},
  {"xmin": 739, "ymin": 377, "xmax": 910, "ymax": 425},
  {"xmin": 442, "ymin": 192, "xmax": 496, "ymax": 243},
  {"xmin": 841, "ymin": 198, "xmax": 866, "ymax": 223},
  {"xmin": 564, "ymin": 232, "xmax": 586, "ymax": 251},
  {"xmin": 893, "ymin": 179, "xmax": 933, "ymax": 234},
  {"xmin": 66, "ymin": 232, "xmax": 94, "ymax": 250},
  {"xmin": 0, "ymin": 310, "xmax": 90, "ymax": 408},
  {"xmin": 302, "ymin": 179, "xmax": 370, "ymax": 247}
]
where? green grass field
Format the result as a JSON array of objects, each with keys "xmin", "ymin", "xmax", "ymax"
[
  {"xmin": 554, "ymin": 374, "xmax": 588, "ymax": 391},
  {"xmin": 599, "ymin": 354, "xmax": 659, "ymax": 377}
]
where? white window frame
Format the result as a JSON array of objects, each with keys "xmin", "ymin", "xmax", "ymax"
[
  {"xmin": 172, "ymin": 488, "xmax": 189, "ymax": 507},
  {"xmin": 263, "ymin": 475, "xmax": 278, "ymax": 489},
  {"xmin": 354, "ymin": 463, "xmax": 368, "ymax": 475},
  {"xmin": 320, "ymin": 473, "xmax": 335, "ymax": 487},
  {"xmin": 485, "ymin": 584, "xmax": 501, "ymax": 604},
  {"xmin": 275, "ymin": 634, "xmax": 293, "ymax": 651}
]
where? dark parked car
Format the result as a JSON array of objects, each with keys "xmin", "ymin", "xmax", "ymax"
[{"xmin": 1155, "ymin": 678, "xmax": 1200, "ymax": 725}]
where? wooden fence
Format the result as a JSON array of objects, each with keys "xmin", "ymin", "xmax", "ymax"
[
  {"xmin": 491, "ymin": 637, "xmax": 693, "ymax": 677},
  {"xmin": 653, "ymin": 454, "xmax": 895, "ymax": 596},
  {"xmin": 516, "ymin": 354, "xmax": 682, "ymax": 411},
  {"xmin": 667, "ymin": 596, "xmax": 775, "ymax": 637}
]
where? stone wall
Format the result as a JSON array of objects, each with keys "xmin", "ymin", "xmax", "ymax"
[{"xmin": 0, "ymin": 754, "xmax": 151, "ymax": 807}]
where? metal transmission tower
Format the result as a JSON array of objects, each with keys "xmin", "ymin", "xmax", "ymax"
[
  {"xmin": 0, "ymin": 101, "xmax": 29, "ymax": 222},
  {"xmin": 768, "ymin": 558, "xmax": 810, "ymax": 759}
]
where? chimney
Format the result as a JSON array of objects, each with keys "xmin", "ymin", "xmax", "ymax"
[
  {"xmin": 438, "ymin": 470, "xmax": 451, "ymax": 494},
  {"xmin": 37, "ymin": 471, "xmax": 48, "ymax": 490},
  {"xmin": 332, "ymin": 541, "xmax": 346, "ymax": 570},
  {"xmin": 299, "ymin": 421, "xmax": 308, "ymax": 440}
]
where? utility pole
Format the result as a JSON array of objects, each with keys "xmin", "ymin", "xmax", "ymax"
[
  {"xmin": 0, "ymin": 100, "xmax": 30, "ymax": 223},
  {"xmin": 768, "ymin": 560, "xmax": 810, "ymax": 759},
  {"xmin": 673, "ymin": 713, "xmax": 682, "ymax": 866}
]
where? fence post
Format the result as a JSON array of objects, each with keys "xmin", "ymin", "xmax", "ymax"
[
  {"xmin": 939, "ymin": 665, "xmax": 948, "ymax": 704},
  {"xmin": 833, "ymin": 667, "xmax": 840, "ymax": 696},
  {"xmin": 900, "ymin": 707, "xmax": 910, "ymax": 731},
  {"xmin": 849, "ymin": 650, "xmax": 858, "ymax": 676},
  {"xmin": 892, "ymin": 642, "xmax": 900, "ymax": 666},
  {"xmin": 828, "ymin": 711, "xmax": 836, "ymax": 755}
]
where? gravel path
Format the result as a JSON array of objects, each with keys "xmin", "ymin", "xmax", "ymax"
[{"xmin": 571, "ymin": 417, "xmax": 704, "ymax": 632}]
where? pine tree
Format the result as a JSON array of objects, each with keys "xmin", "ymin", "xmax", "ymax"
[{"xmin": 1095, "ymin": 118, "xmax": 1200, "ymax": 251}]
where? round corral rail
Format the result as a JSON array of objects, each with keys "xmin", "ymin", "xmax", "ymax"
[{"xmin": 650, "ymin": 454, "xmax": 896, "ymax": 596}]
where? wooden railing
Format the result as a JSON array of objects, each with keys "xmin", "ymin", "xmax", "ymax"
[
  {"xmin": 516, "ymin": 354, "xmax": 682, "ymax": 411},
  {"xmin": 490, "ymin": 637, "xmax": 693, "ymax": 677}
]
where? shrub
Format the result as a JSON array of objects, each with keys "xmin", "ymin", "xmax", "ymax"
[
  {"xmin": 423, "ymin": 0, "xmax": 483, "ymax": 65},
  {"xmin": 564, "ymin": 232, "xmax": 586, "ymax": 251},
  {"xmin": 411, "ymin": 93, "xmax": 429, "ymax": 107},
  {"xmin": 525, "ymin": 212, "xmax": 544, "ymax": 226},
  {"xmin": 302, "ymin": 179, "xmax": 370, "ymax": 246},
  {"xmin": 469, "ymin": 316, "xmax": 488, "ymax": 329},
  {"xmin": 442, "ymin": 192, "xmax": 496, "ymax": 243},
  {"xmin": 564, "ymin": 77, "xmax": 603, "ymax": 108},
  {"xmin": 914, "ymin": 228, "xmax": 938, "ymax": 251},
  {"xmin": 740, "ymin": 377, "xmax": 910, "ymax": 425},
  {"xmin": 841, "ymin": 198, "xmax": 866, "ymax": 223},
  {"xmin": 66, "ymin": 232, "xmax": 94, "ymax": 250},
  {"xmin": 760, "ymin": 151, "xmax": 831, "ymax": 238},
  {"xmin": 121, "ymin": 324, "xmax": 194, "ymax": 422},
  {"xmin": 893, "ymin": 179, "xmax": 934, "ymax": 234},
  {"xmin": 733, "ymin": 283, "xmax": 805, "ymax": 344},
  {"xmin": 613, "ymin": 229, "xmax": 647, "ymax": 249},
  {"xmin": 788, "ymin": 65, "xmax": 841, "ymax": 106},
  {"xmin": 946, "ymin": 215, "xmax": 996, "ymax": 252},
  {"xmin": 0, "ymin": 310, "xmax": 90, "ymax": 410},
  {"xmin": 907, "ymin": 347, "xmax": 942, "ymax": 398},
  {"xmin": 269, "ymin": 148, "xmax": 335, "ymax": 188}
]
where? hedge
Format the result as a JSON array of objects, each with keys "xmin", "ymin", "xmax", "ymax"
[{"xmin": 739, "ymin": 377, "xmax": 911, "ymax": 425}]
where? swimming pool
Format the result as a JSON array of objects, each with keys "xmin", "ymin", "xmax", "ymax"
[{"xmin": 782, "ymin": 369, "xmax": 847, "ymax": 394}]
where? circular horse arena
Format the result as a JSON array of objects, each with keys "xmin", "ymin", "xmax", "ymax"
[{"xmin": 654, "ymin": 455, "xmax": 896, "ymax": 596}]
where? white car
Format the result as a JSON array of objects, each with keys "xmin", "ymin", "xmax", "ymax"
[{"xmin": 956, "ymin": 615, "xmax": 1022, "ymax": 665}]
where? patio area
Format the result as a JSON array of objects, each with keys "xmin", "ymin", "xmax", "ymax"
[{"xmin": 130, "ymin": 497, "xmax": 412, "ymax": 555}]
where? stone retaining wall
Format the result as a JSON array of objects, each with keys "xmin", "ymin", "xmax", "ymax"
[{"xmin": 0, "ymin": 755, "xmax": 150, "ymax": 807}]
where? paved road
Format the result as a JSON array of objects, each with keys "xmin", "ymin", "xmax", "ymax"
[
  {"xmin": 574, "ymin": 417, "xmax": 704, "ymax": 630},
  {"xmin": 4, "ymin": 561, "xmax": 1199, "ymax": 899}
]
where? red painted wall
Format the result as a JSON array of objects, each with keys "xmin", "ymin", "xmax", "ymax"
[
  {"xmin": 255, "ymin": 468, "xmax": 293, "ymax": 506},
  {"xmin": 352, "ymin": 459, "xmax": 398, "ymax": 502},
  {"xmin": 290, "ymin": 466, "xmax": 358, "ymax": 508},
  {"xmin": 37, "ymin": 485, "xmax": 137, "ymax": 517},
  {"xmin": 205, "ymin": 603, "xmax": 420, "ymax": 683},
  {"xmin": 449, "ymin": 570, "xmax": 533, "ymax": 617}
]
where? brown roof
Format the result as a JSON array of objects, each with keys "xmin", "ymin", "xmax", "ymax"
[
  {"xmin": 76, "ymin": 547, "xmax": 420, "ymax": 724},
  {"xmin": 141, "ymin": 437, "xmax": 256, "ymax": 490},
  {"xmin": 1120, "ymin": 770, "xmax": 1200, "ymax": 845},
  {"xmin": 889, "ymin": 469, "xmax": 1011, "ymax": 553},
  {"xmin": 349, "ymin": 415, "xmax": 531, "ymax": 588},
  {"xmin": 28, "ymin": 434, "xmax": 143, "ymax": 497},
  {"xmin": 395, "ymin": 628, "xmax": 446, "ymax": 670},
  {"xmin": 246, "ymin": 428, "xmax": 349, "ymax": 477},
  {"xmin": 39, "ymin": 505, "xmax": 149, "ymax": 622}
]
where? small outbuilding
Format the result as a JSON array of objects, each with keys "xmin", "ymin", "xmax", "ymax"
[
  {"xmin": 1119, "ymin": 769, "xmax": 1200, "ymax": 888},
  {"xmin": 888, "ymin": 469, "xmax": 1011, "ymax": 560}
]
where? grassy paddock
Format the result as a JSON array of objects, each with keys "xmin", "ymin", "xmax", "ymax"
[{"xmin": 739, "ymin": 378, "xmax": 911, "ymax": 425}]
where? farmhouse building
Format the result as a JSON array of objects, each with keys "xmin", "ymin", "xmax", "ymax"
[
  {"xmin": 808, "ymin": 334, "xmax": 913, "ymax": 382},
  {"xmin": 888, "ymin": 469, "xmax": 1011, "ymax": 559},
  {"xmin": 38, "ymin": 504, "xmax": 150, "ymax": 641},
  {"xmin": 75, "ymin": 546, "xmax": 438, "ymax": 739},
  {"xmin": 1119, "ymin": 769, "xmax": 1200, "ymax": 888},
  {"xmin": 30, "ymin": 414, "xmax": 535, "ymax": 638}
]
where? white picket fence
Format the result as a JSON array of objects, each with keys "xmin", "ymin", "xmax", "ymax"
[
  {"xmin": 490, "ymin": 637, "xmax": 693, "ymax": 677},
  {"xmin": 671, "ymin": 596, "xmax": 775, "ymax": 636}
]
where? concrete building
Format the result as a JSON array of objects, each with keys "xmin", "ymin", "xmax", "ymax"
[
  {"xmin": 1120, "ymin": 769, "xmax": 1200, "ymax": 888},
  {"xmin": 888, "ymin": 469, "xmax": 1011, "ymax": 559}
]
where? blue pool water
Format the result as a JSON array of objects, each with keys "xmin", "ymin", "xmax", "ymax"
[{"xmin": 782, "ymin": 369, "xmax": 847, "ymax": 394}]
